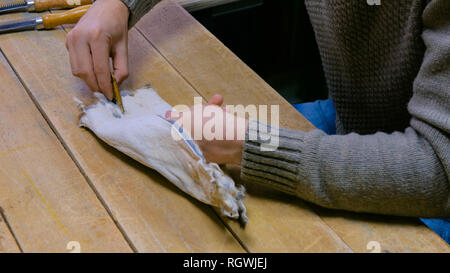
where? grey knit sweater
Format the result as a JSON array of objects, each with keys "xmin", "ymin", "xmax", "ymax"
[{"xmin": 121, "ymin": 0, "xmax": 450, "ymax": 218}]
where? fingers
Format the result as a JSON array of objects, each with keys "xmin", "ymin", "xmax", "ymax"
[
  {"xmin": 90, "ymin": 36, "xmax": 113, "ymax": 100},
  {"xmin": 208, "ymin": 94, "xmax": 223, "ymax": 106},
  {"xmin": 166, "ymin": 94, "xmax": 225, "ymax": 120},
  {"xmin": 112, "ymin": 39, "xmax": 129, "ymax": 84},
  {"xmin": 66, "ymin": 30, "xmax": 99, "ymax": 92}
]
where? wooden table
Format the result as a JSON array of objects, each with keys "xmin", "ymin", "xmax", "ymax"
[{"xmin": 0, "ymin": 0, "xmax": 448, "ymax": 253}]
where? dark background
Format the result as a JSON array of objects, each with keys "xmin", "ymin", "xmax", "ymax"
[{"xmin": 191, "ymin": 0, "xmax": 328, "ymax": 104}]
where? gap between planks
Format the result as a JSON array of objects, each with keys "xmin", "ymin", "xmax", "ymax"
[{"xmin": 0, "ymin": 201, "xmax": 23, "ymax": 252}]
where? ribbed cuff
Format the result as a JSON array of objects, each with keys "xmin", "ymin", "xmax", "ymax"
[
  {"xmin": 121, "ymin": 0, "xmax": 160, "ymax": 27},
  {"xmin": 240, "ymin": 119, "xmax": 311, "ymax": 195}
]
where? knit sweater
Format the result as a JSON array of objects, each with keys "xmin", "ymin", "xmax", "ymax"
[
  {"xmin": 121, "ymin": 0, "xmax": 161, "ymax": 27},
  {"xmin": 121, "ymin": 0, "xmax": 450, "ymax": 217}
]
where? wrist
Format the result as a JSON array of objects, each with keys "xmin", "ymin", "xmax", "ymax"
[
  {"xmin": 113, "ymin": 0, "xmax": 130, "ymax": 18},
  {"xmin": 116, "ymin": 0, "xmax": 131, "ymax": 14},
  {"xmin": 231, "ymin": 119, "xmax": 248, "ymax": 165},
  {"xmin": 96, "ymin": 0, "xmax": 130, "ymax": 16},
  {"xmin": 231, "ymin": 140, "xmax": 244, "ymax": 165}
]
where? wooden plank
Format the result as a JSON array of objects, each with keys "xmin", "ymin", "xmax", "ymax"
[
  {"xmin": 315, "ymin": 210, "xmax": 450, "ymax": 253},
  {"xmin": 0, "ymin": 213, "xmax": 20, "ymax": 253},
  {"xmin": 135, "ymin": 0, "xmax": 450, "ymax": 252},
  {"xmin": 0, "ymin": 13, "xmax": 244, "ymax": 252},
  {"xmin": 0, "ymin": 45, "xmax": 131, "ymax": 252}
]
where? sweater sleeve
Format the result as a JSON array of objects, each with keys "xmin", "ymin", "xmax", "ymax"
[
  {"xmin": 240, "ymin": 0, "xmax": 450, "ymax": 218},
  {"xmin": 120, "ymin": 0, "xmax": 162, "ymax": 27}
]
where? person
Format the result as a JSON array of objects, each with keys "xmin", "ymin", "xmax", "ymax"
[{"xmin": 65, "ymin": 0, "xmax": 449, "ymax": 242}]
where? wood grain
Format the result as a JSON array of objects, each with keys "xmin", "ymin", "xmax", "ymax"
[
  {"xmin": 135, "ymin": 0, "xmax": 450, "ymax": 252},
  {"xmin": 0, "ymin": 12, "xmax": 244, "ymax": 252},
  {"xmin": 0, "ymin": 213, "xmax": 20, "ymax": 253},
  {"xmin": 0, "ymin": 44, "xmax": 131, "ymax": 253}
]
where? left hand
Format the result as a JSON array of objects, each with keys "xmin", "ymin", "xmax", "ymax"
[{"xmin": 166, "ymin": 95, "xmax": 248, "ymax": 165}]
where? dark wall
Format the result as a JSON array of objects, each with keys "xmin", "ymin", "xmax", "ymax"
[{"xmin": 191, "ymin": 0, "xmax": 328, "ymax": 104}]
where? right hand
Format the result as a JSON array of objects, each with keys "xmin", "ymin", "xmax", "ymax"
[{"xmin": 66, "ymin": 0, "xmax": 130, "ymax": 100}]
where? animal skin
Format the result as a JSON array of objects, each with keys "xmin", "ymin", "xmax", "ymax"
[{"xmin": 77, "ymin": 87, "xmax": 248, "ymax": 223}]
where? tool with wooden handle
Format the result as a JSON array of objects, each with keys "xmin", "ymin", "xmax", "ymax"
[
  {"xmin": 0, "ymin": 4, "xmax": 90, "ymax": 34},
  {"xmin": 0, "ymin": 0, "xmax": 92, "ymax": 14},
  {"xmin": 111, "ymin": 73, "xmax": 125, "ymax": 113}
]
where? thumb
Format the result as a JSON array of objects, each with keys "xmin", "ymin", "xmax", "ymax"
[{"xmin": 208, "ymin": 94, "xmax": 223, "ymax": 106}]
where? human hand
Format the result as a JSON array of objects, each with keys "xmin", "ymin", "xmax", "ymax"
[
  {"xmin": 66, "ymin": 0, "xmax": 130, "ymax": 100},
  {"xmin": 166, "ymin": 95, "xmax": 248, "ymax": 165}
]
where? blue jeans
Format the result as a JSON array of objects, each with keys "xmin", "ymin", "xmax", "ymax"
[{"xmin": 293, "ymin": 99, "xmax": 450, "ymax": 244}]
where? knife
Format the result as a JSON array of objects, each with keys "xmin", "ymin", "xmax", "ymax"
[
  {"xmin": 0, "ymin": 0, "xmax": 92, "ymax": 14},
  {"xmin": 0, "ymin": 4, "xmax": 90, "ymax": 34},
  {"xmin": 111, "ymin": 72, "xmax": 125, "ymax": 113}
]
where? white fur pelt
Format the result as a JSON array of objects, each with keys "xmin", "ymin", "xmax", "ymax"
[{"xmin": 76, "ymin": 87, "xmax": 248, "ymax": 223}]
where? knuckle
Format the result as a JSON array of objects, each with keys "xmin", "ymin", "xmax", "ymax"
[{"xmin": 87, "ymin": 28, "xmax": 102, "ymax": 40}]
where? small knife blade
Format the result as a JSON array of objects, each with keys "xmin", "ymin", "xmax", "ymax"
[
  {"xmin": 0, "ymin": 17, "xmax": 40, "ymax": 34},
  {"xmin": 111, "ymin": 73, "xmax": 125, "ymax": 113},
  {"xmin": 0, "ymin": 0, "xmax": 31, "ymax": 14}
]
